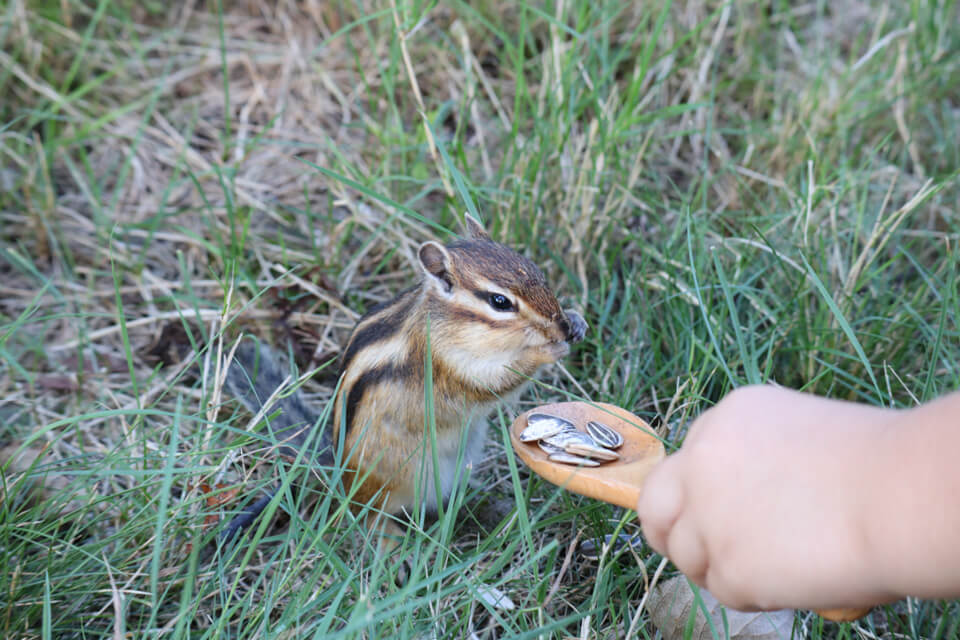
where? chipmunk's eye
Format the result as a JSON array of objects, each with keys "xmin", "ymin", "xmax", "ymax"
[{"xmin": 487, "ymin": 293, "xmax": 515, "ymax": 312}]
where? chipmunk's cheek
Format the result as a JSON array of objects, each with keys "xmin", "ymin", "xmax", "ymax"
[
  {"xmin": 544, "ymin": 340, "xmax": 570, "ymax": 360},
  {"xmin": 523, "ymin": 326, "xmax": 570, "ymax": 362}
]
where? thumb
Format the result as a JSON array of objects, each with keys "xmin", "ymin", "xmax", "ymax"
[{"xmin": 636, "ymin": 455, "xmax": 685, "ymax": 556}]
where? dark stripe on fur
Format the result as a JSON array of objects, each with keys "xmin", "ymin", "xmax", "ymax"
[
  {"xmin": 440, "ymin": 304, "xmax": 514, "ymax": 330},
  {"xmin": 339, "ymin": 286, "xmax": 418, "ymax": 376},
  {"xmin": 470, "ymin": 289, "xmax": 517, "ymax": 311},
  {"xmin": 343, "ymin": 360, "xmax": 416, "ymax": 435}
]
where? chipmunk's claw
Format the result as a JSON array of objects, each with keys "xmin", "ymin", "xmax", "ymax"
[{"xmin": 563, "ymin": 310, "xmax": 587, "ymax": 343}]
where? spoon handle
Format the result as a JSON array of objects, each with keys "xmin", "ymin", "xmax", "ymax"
[{"xmin": 815, "ymin": 607, "xmax": 871, "ymax": 622}]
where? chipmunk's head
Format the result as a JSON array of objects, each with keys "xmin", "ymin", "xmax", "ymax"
[{"xmin": 417, "ymin": 215, "xmax": 587, "ymax": 390}]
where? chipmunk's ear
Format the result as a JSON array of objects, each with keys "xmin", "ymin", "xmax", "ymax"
[
  {"xmin": 418, "ymin": 241, "xmax": 454, "ymax": 294},
  {"xmin": 463, "ymin": 213, "xmax": 491, "ymax": 241}
]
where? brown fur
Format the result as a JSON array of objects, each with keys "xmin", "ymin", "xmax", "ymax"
[
  {"xmin": 330, "ymin": 223, "xmax": 583, "ymax": 522},
  {"xmin": 224, "ymin": 217, "xmax": 586, "ymax": 547},
  {"xmin": 446, "ymin": 239, "xmax": 564, "ymax": 321}
]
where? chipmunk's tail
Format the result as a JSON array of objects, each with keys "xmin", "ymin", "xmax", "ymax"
[{"xmin": 219, "ymin": 339, "xmax": 334, "ymax": 542}]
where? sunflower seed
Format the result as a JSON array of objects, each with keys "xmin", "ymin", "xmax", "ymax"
[
  {"xmin": 520, "ymin": 414, "xmax": 572, "ymax": 442},
  {"xmin": 522, "ymin": 413, "xmax": 622, "ymax": 467},
  {"xmin": 538, "ymin": 440, "xmax": 565, "ymax": 455},
  {"xmin": 564, "ymin": 441, "xmax": 621, "ymax": 461},
  {"xmin": 542, "ymin": 428, "xmax": 593, "ymax": 448},
  {"xmin": 547, "ymin": 452, "xmax": 601, "ymax": 466},
  {"xmin": 585, "ymin": 421, "xmax": 623, "ymax": 449},
  {"xmin": 527, "ymin": 412, "xmax": 576, "ymax": 429}
]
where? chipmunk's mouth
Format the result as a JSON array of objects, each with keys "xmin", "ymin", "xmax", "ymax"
[{"xmin": 546, "ymin": 339, "xmax": 571, "ymax": 359}]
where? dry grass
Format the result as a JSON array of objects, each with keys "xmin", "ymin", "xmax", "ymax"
[{"xmin": 1, "ymin": 0, "xmax": 959, "ymax": 638}]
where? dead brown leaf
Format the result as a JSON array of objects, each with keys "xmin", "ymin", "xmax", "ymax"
[{"xmin": 649, "ymin": 576, "xmax": 795, "ymax": 640}]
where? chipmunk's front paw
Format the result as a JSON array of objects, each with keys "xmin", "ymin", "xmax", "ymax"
[{"xmin": 564, "ymin": 310, "xmax": 587, "ymax": 343}]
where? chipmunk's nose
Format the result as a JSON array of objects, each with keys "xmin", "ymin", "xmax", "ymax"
[{"xmin": 560, "ymin": 310, "xmax": 587, "ymax": 343}]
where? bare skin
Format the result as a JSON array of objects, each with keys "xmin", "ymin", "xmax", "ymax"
[{"xmin": 636, "ymin": 385, "xmax": 960, "ymax": 611}]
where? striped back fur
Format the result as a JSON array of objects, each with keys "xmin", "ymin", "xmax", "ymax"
[{"xmin": 223, "ymin": 215, "xmax": 585, "ymax": 525}]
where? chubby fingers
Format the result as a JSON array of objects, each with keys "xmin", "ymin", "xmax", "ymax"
[
  {"xmin": 637, "ymin": 454, "xmax": 709, "ymax": 584},
  {"xmin": 636, "ymin": 458, "xmax": 682, "ymax": 553}
]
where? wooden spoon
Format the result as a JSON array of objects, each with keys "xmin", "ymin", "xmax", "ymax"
[{"xmin": 509, "ymin": 401, "xmax": 871, "ymax": 623}]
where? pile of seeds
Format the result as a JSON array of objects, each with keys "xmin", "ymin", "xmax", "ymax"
[{"xmin": 519, "ymin": 413, "xmax": 623, "ymax": 466}]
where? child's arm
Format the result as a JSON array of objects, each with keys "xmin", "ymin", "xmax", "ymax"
[
  {"xmin": 870, "ymin": 391, "xmax": 960, "ymax": 600},
  {"xmin": 636, "ymin": 385, "xmax": 960, "ymax": 611}
]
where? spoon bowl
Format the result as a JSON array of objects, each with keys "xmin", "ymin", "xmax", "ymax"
[{"xmin": 509, "ymin": 401, "xmax": 664, "ymax": 511}]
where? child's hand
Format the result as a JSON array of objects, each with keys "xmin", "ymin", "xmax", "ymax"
[{"xmin": 636, "ymin": 385, "xmax": 902, "ymax": 611}]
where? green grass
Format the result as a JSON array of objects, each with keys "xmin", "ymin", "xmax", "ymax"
[{"xmin": 1, "ymin": 0, "xmax": 959, "ymax": 638}]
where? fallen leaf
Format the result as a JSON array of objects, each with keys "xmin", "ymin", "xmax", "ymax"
[
  {"xmin": 203, "ymin": 483, "xmax": 241, "ymax": 508},
  {"xmin": 649, "ymin": 576, "xmax": 795, "ymax": 640},
  {"xmin": 184, "ymin": 482, "xmax": 243, "ymax": 528}
]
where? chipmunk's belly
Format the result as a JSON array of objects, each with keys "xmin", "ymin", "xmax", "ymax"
[{"xmin": 415, "ymin": 417, "xmax": 489, "ymax": 512}]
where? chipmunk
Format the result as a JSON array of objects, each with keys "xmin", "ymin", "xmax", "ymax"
[{"xmin": 222, "ymin": 214, "xmax": 587, "ymax": 542}]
